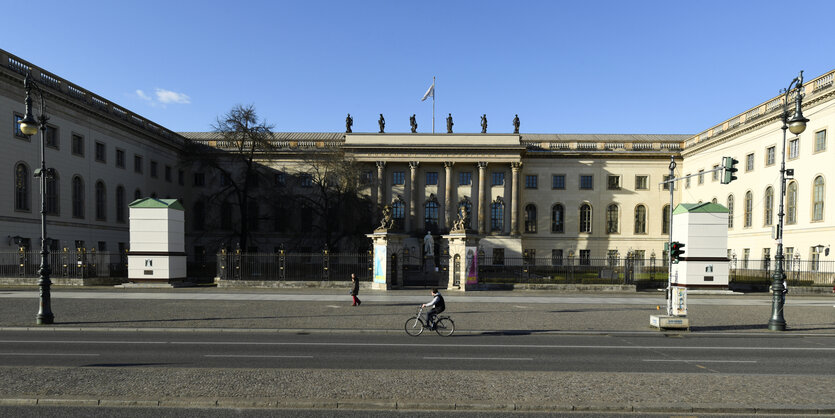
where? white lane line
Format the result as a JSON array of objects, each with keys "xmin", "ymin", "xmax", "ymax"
[
  {"xmin": 204, "ymin": 355, "xmax": 313, "ymax": 359},
  {"xmin": 424, "ymin": 357, "xmax": 532, "ymax": 361},
  {"xmin": 0, "ymin": 352, "xmax": 99, "ymax": 357},
  {"xmin": 643, "ymin": 359, "xmax": 757, "ymax": 363}
]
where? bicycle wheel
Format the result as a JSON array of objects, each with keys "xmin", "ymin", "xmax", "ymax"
[
  {"xmin": 434, "ymin": 317, "xmax": 455, "ymax": 336},
  {"xmin": 404, "ymin": 317, "xmax": 424, "ymax": 336}
]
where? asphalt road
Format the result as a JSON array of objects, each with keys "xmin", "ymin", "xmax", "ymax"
[{"xmin": 2, "ymin": 330, "xmax": 834, "ymax": 375}]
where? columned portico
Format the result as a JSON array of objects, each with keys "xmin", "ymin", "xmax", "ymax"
[
  {"xmin": 444, "ymin": 161, "xmax": 453, "ymax": 230},
  {"xmin": 477, "ymin": 162, "xmax": 488, "ymax": 235},
  {"xmin": 408, "ymin": 161, "xmax": 419, "ymax": 232},
  {"xmin": 510, "ymin": 162, "xmax": 522, "ymax": 236}
]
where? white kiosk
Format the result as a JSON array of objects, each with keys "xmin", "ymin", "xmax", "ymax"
[
  {"xmin": 127, "ymin": 198, "xmax": 187, "ymax": 284},
  {"xmin": 670, "ymin": 203, "xmax": 730, "ymax": 289}
]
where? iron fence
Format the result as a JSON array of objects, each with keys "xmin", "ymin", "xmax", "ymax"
[
  {"xmin": 730, "ymin": 259, "xmax": 835, "ymax": 287},
  {"xmin": 0, "ymin": 250, "xmax": 127, "ymax": 279},
  {"xmin": 476, "ymin": 256, "xmax": 656, "ymax": 285},
  {"xmin": 217, "ymin": 249, "xmax": 372, "ymax": 281}
]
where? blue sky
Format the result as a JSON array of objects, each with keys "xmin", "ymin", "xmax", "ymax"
[{"xmin": 3, "ymin": 0, "xmax": 833, "ymax": 135}]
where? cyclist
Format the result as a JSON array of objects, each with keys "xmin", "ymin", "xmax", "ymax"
[{"xmin": 421, "ymin": 288, "xmax": 445, "ymax": 329}]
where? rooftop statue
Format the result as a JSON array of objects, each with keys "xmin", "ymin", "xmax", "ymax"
[
  {"xmin": 446, "ymin": 113, "xmax": 454, "ymax": 133},
  {"xmin": 513, "ymin": 114, "xmax": 520, "ymax": 134},
  {"xmin": 378, "ymin": 114, "xmax": 385, "ymax": 133},
  {"xmin": 345, "ymin": 113, "xmax": 353, "ymax": 133},
  {"xmin": 481, "ymin": 114, "xmax": 487, "ymax": 133},
  {"xmin": 410, "ymin": 114, "xmax": 417, "ymax": 133}
]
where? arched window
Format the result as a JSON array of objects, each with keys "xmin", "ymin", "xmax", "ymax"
[
  {"xmin": 45, "ymin": 171, "xmax": 59, "ymax": 215},
  {"xmin": 490, "ymin": 199, "xmax": 504, "ymax": 232},
  {"xmin": 787, "ymin": 181, "xmax": 797, "ymax": 224},
  {"xmin": 551, "ymin": 204, "xmax": 564, "ymax": 233},
  {"xmin": 95, "ymin": 181, "xmax": 106, "ymax": 221},
  {"xmin": 424, "ymin": 200, "xmax": 439, "ymax": 233},
  {"xmin": 812, "ymin": 176, "xmax": 824, "ymax": 221},
  {"xmin": 391, "ymin": 200, "xmax": 405, "ymax": 231},
  {"xmin": 634, "ymin": 204, "xmax": 647, "ymax": 234},
  {"xmin": 606, "ymin": 204, "xmax": 619, "ymax": 234},
  {"xmin": 744, "ymin": 191, "xmax": 753, "ymax": 227},
  {"xmin": 764, "ymin": 187, "xmax": 773, "ymax": 226},
  {"xmin": 193, "ymin": 201, "xmax": 205, "ymax": 231},
  {"xmin": 662, "ymin": 204, "xmax": 670, "ymax": 234},
  {"xmin": 115, "ymin": 186, "xmax": 126, "ymax": 223},
  {"xmin": 14, "ymin": 163, "xmax": 30, "ymax": 211},
  {"xmin": 579, "ymin": 203, "xmax": 592, "ymax": 233},
  {"xmin": 72, "ymin": 176, "xmax": 85, "ymax": 219},
  {"xmin": 727, "ymin": 195, "xmax": 734, "ymax": 229},
  {"xmin": 524, "ymin": 204, "xmax": 537, "ymax": 233}
]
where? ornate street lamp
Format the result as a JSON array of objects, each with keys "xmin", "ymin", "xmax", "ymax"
[
  {"xmin": 769, "ymin": 71, "xmax": 809, "ymax": 331},
  {"xmin": 19, "ymin": 72, "xmax": 55, "ymax": 325}
]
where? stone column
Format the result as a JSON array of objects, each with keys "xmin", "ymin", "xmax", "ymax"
[
  {"xmin": 444, "ymin": 162, "xmax": 454, "ymax": 231},
  {"xmin": 408, "ymin": 161, "xmax": 419, "ymax": 233},
  {"xmin": 510, "ymin": 162, "xmax": 522, "ymax": 236},
  {"xmin": 376, "ymin": 161, "xmax": 386, "ymax": 209},
  {"xmin": 477, "ymin": 162, "xmax": 488, "ymax": 235}
]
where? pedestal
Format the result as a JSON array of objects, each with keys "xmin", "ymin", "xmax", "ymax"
[
  {"xmin": 443, "ymin": 232, "xmax": 480, "ymax": 291},
  {"xmin": 366, "ymin": 231, "xmax": 408, "ymax": 290}
]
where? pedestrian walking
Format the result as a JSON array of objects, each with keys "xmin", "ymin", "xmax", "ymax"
[{"xmin": 350, "ymin": 273, "xmax": 361, "ymax": 306}]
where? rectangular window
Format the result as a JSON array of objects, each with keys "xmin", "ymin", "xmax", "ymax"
[
  {"xmin": 815, "ymin": 129, "xmax": 826, "ymax": 152},
  {"xmin": 746, "ymin": 153, "xmax": 754, "ymax": 172},
  {"xmin": 788, "ymin": 138, "xmax": 799, "ymax": 159},
  {"xmin": 698, "ymin": 169, "xmax": 705, "ymax": 184},
  {"xmin": 116, "ymin": 149, "xmax": 125, "ymax": 168},
  {"xmin": 459, "ymin": 172, "xmax": 472, "ymax": 185},
  {"xmin": 134, "ymin": 155, "xmax": 143, "ymax": 173},
  {"xmin": 72, "ymin": 134, "xmax": 84, "ymax": 156},
  {"xmin": 551, "ymin": 249, "xmax": 563, "ymax": 266},
  {"xmin": 425, "ymin": 172, "xmax": 438, "ymax": 185},
  {"xmin": 579, "ymin": 175, "xmax": 593, "ymax": 190},
  {"xmin": 552, "ymin": 174, "xmax": 566, "ymax": 190},
  {"xmin": 525, "ymin": 174, "xmax": 538, "ymax": 189},
  {"xmin": 178, "ymin": 169, "xmax": 184, "ymax": 186},
  {"xmin": 275, "ymin": 172, "xmax": 285, "ymax": 186},
  {"xmin": 95, "ymin": 141, "xmax": 106, "ymax": 163},
  {"xmin": 392, "ymin": 171, "xmax": 405, "ymax": 185},
  {"xmin": 579, "ymin": 250, "xmax": 591, "ymax": 266},
  {"xmin": 491, "ymin": 172, "xmax": 504, "ymax": 186},
  {"xmin": 607, "ymin": 175, "xmax": 620, "ymax": 190},
  {"xmin": 359, "ymin": 170, "xmax": 373, "ymax": 185},
  {"xmin": 165, "ymin": 165, "xmax": 172, "ymax": 182},
  {"xmin": 742, "ymin": 248, "xmax": 750, "ymax": 269},
  {"xmin": 301, "ymin": 173, "xmax": 313, "ymax": 187},
  {"xmin": 524, "ymin": 249, "xmax": 536, "ymax": 265},
  {"xmin": 766, "ymin": 146, "xmax": 776, "ymax": 166},
  {"xmin": 150, "ymin": 161, "xmax": 158, "ymax": 178},
  {"xmin": 193, "ymin": 172, "xmax": 205, "ymax": 187},
  {"xmin": 45, "ymin": 125, "xmax": 59, "ymax": 148},
  {"xmin": 712, "ymin": 164, "xmax": 720, "ymax": 181},
  {"xmin": 635, "ymin": 175, "xmax": 648, "ymax": 190},
  {"xmin": 685, "ymin": 176, "xmax": 691, "ymax": 189},
  {"xmin": 13, "ymin": 113, "xmax": 27, "ymax": 138}
]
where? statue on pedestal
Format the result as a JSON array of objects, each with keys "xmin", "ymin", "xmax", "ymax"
[
  {"xmin": 423, "ymin": 232, "xmax": 435, "ymax": 257},
  {"xmin": 378, "ymin": 114, "xmax": 385, "ymax": 133},
  {"xmin": 481, "ymin": 114, "xmax": 487, "ymax": 133},
  {"xmin": 451, "ymin": 205, "xmax": 470, "ymax": 232},
  {"xmin": 345, "ymin": 113, "xmax": 353, "ymax": 133},
  {"xmin": 410, "ymin": 114, "xmax": 417, "ymax": 133},
  {"xmin": 376, "ymin": 205, "xmax": 394, "ymax": 231},
  {"xmin": 513, "ymin": 114, "xmax": 520, "ymax": 134},
  {"xmin": 446, "ymin": 113, "xmax": 454, "ymax": 133}
]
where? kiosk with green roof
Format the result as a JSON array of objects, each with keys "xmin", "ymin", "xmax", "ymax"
[
  {"xmin": 671, "ymin": 202, "xmax": 730, "ymax": 289},
  {"xmin": 127, "ymin": 198, "xmax": 186, "ymax": 284}
]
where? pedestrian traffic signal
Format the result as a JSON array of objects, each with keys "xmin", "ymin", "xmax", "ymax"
[
  {"xmin": 721, "ymin": 156, "xmax": 738, "ymax": 184},
  {"xmin": 671, "ymin": 241, "xmax": 685, "ymax": 263}
]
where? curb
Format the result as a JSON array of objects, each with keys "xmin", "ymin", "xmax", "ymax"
[{"xmin": 1, "ymin": 398, "xmax": 834, "ymax": 414}]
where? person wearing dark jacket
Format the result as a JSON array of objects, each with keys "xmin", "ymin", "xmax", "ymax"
[
  {"xmin": 421, "ymin": 288, "xmax": 445, "ymax": 329},
  {"xmin": 350, "ymin": 273, "xmax": 361, "ymax": 306}
]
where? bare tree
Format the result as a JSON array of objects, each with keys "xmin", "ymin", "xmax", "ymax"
[{"xmin": 183, "ymin": 104, "xmax": 277, "ymax": 250}]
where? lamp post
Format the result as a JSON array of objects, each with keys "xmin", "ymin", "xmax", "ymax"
[
  {"xmin": 18, "ymin": 72, "xmax": 54, "ymax": 325},
  {"xmin": 769, "ymin": 71, "xmax": 809, "ymax": 331}
]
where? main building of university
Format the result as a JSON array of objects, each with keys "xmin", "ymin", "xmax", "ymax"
[{"xmin": 2, "ymin": 48, "xmax": 833, "ymax": 271}]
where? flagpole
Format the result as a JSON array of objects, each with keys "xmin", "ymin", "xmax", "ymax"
[{"xmin": 432, "ymin": 76, "xmax": 436, "ymax": 134}]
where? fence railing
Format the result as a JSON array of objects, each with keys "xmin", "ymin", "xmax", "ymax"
[
  {"xmin": 730, "ymin": 259, "xmax": 834, "ymax": 287},
  {"xmin": 0, "ymin": 250, "xmax": 127, "ymax": 279},
  {"xmin": 216, "ymin": 250, "xmax": 373, "ymax": 281},
  {"xmin": 476, "ymin": 256, "xmax": 663, "ymax": 285}
]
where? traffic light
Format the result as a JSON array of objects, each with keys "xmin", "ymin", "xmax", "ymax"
[
  {"xmin": 721, "ymin": 156, "xmax": 738, "ymax": 184},
  {"xmin": 670, "ymin": 241, "xmax": 686, "ymax": 263}
]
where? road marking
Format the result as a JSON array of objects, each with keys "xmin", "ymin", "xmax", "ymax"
[
  {"xmin": 643, "ymin": 359, "xmax": 757, "ymax": 363},
  {"xmin": 204, "ymin": 355, "xmax": 313, "ymax": 359},
  {"xmin": 0, "ymin": 352, "xmax": 99, "ymax": 357},
  {"xmin": 424, "ymin": 357, "xmax": 532, "ymax": 361}
]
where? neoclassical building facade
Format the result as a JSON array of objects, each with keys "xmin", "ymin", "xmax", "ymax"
[{"xmin": 2, "ymin": 47, "xmax": 833, "ymax": 268}]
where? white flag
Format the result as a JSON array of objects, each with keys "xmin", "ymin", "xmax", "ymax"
[{"xmin": 421, "ymin": 82, "xmax": 435, "ymax": 101}]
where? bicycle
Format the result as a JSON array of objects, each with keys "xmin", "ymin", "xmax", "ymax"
[{"xmin": 404, "ymin": 306, "xmax": 454, "ymax": 337}]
